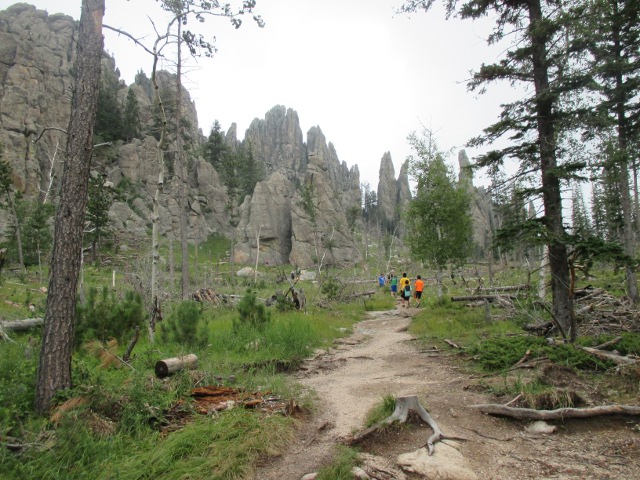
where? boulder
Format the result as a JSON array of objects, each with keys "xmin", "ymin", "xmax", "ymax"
[{"xmin": 397, "ymin": 443, "xmax": 478, "ymax": 480}]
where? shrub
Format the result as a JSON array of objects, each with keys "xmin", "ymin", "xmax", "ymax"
[
  {"xmin": 234, "ymin": 288, "xmax": 271, "ymax": 331},
  {"xmin": 158, "ymin": 300, "xmax": 204, "ymax": 346},
  {"xmin": 321, "ymin": 276, "xmax": 341, "ymax": 300},
  {"xmin": 75, "ymin": 287, "xmax": 145, "ymax": 349}
]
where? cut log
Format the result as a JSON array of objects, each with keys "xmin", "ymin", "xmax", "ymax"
[
  {"xmin": 472, "ymin": 403, "xmax": 640, "ymax": 420},
  {"xmin": 576, "ymin": 346, "xmax": 637, "ymax": 365},
  {"xmin": 0, "ymin": 318, "xmax": 44, "ymax": 331},
  {"xmin": 345, "ymin": 395, "xmax": 448, "ymax": 455},
  {"xmin": 155, "ymin": 354, "xmax": 198, "ymax": 378}
]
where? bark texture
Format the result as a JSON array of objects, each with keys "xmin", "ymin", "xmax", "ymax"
[{"xmin": 34, "ymin": 0, "xmax": 104, "ymax": 414}]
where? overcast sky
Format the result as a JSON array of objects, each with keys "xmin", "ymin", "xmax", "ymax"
[{"xmin": 1, "ymin": 0, "xmax": 517, "ymax": 189}]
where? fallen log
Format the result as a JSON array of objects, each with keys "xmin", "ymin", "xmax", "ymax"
[
  {"xmin": 576, "ymin": 346, "xmax": 638, "ymax": 365},
  {"xmin": 344, "ymin": 395, "xmax": 449, "ymax": 455},
  {"xmin": 477, "ymin": 284, "xmax": 530, "ymax": 293},
  {"xmin": 0, "ymin": 318, "xmax": 44, "ymax": 331},
  {"xmin": 471, "ymin": 403, "xmax": 640, "ymax": 420},
  {"xmin": 155, "ymin": 354, "xmax": 198, "ymax": 378},
  {"xmin": 451, "ymin": 295, "xmax": 516, "ymax": 302}
]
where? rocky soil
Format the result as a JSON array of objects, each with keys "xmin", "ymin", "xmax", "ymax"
[{"xmin": 253, "ymin": 307, "xmax": 640, "ymax": 480}]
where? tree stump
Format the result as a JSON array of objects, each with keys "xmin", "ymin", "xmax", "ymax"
[
  {"xmin": 345, "ymin": 395, "xmax": 446, "ymax": 455},
  {"xmin": 155, "ymin": 354, "xmax": 198, "ymax": 378}
]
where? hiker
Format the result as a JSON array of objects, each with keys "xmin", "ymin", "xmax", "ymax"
[
  {"xmin": 400, "ymin": 273, "xmax": 411, "ymax": 307},
  {"xmin": 378, "ymin": 273, "xmax": 386, "ymax": 288},
  {"xmin": 414, "ymin": 275, "xmax": 424, "ymax": 307},
  {"xmin": 390, "ymin": 274, "xmax": 398, "ymax": 296}
]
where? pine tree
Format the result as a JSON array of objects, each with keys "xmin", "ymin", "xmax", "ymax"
[
  {"xmin": 86, "ymin": 175, "xmax": 114, "ymax": 263},
  {"xmin": 582, "ymin": 0, "xmax": 640, "ymax": 302},
  {"xmin": 400, "ymin": 0, "xmax": 584, "ymax": 339},
  {"xmin": 123, "ymin": 88, "xmax": 141, "ymax": 141}
]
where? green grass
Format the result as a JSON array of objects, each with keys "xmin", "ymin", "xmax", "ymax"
[
  {"xmin": 0, "ymin": 269, "xmax": 374, "ymax": 480},
  {"xmin": 364, "ymin": 394, "xmax": 396, "ymax": 427},
  {"xmin": 316, "ymin": 445, "xmax": 361, "ymax": 480}
]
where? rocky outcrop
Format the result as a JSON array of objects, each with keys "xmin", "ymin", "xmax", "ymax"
[
  {"xmin": 377, "ymin": 152, "xmax": 397, "ymax": 226},
  {"xmin": 233, "ymin": 124, "xmax": 362, "ymax": 268},
  {"xmin": 0, "ymin": 4, "xmax": 372, "ymax": 268},
  {"xmin": 0, "ymin": 4, "xmax": 76, "ymax": 197},
  {"xmin": 244, "ymin": 105, "xmax": 306, "ymax": 179},
  {"xmin": 289, "ymin": 150, "xmax": 362, "ymax": 268},
  {"xmin": 233, "ymin": 171, "xmax": 294, "ymax": 265},
  {"xmin": 459, "ymin": 150, "xmax": 492, "ymax": 256}
]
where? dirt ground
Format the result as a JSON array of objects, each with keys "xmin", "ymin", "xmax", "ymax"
[{"xmin": 253, "ymin": 307, "xmax": 640, "ymax": 480}]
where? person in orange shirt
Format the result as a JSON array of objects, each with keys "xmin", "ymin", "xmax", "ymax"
[{"xmin": 414, "ymin": 275, "xmax": 424, "ymax": 307}]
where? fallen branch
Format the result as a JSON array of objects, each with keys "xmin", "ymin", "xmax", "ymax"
[
  {"xmin": 444, "ymin": 339, "xmax": 461, "ymax": 349},
  {"xmin": 594, "ymin": 336, "xmax": 622, "ymax": 349},
  {"xmin": 513, "ymin": 349, "xmax": 531, "ymax": 368},
  {"xmin": 122, "ymin": 325, "xmax": 140, "ymax": 363},
  {"xmin": 576, "ymin": 345, "xmax": 638, "ymax": 365},
  {"xmin": 471, "ymin": 403, "xmax": 640, "ymax": 420},
  {"xmin": 344, "ymin": 395, "xmax": 448, "ymax": 455}
]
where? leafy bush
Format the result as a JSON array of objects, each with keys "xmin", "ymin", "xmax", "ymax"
[{"xmin": 75, "ymin": 287, "xmax": 145, "ymax": 349}]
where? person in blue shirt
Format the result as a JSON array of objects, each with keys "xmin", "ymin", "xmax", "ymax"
[{"xmin": 378, "ymin": 273, "xmax": 386, "ymax": 287}]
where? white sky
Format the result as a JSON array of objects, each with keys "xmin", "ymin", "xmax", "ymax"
[{"xmin": 1, "ymin": 0, "xmax": 517, "ymax": 189}]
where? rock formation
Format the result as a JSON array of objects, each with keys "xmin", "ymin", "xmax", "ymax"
[
  {"xmin": 459, "ymin": 150, "xmax": 492, "ymax": 257},
  {"xmin": 0, "ymin": 3, "xmax": 492, "ymax": 269}
]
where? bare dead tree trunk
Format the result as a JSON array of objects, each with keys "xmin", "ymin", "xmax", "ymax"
[{"xmin": 176, "ymin": 21, "xmax": 190, "ymax": 300}]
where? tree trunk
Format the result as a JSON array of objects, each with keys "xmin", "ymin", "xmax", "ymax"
[
  {"xmin": 528, "ymin": 0, "xmax": 575, "ymax": 340},
  {"xmin": 35, "ymin": 0, "xmax": 104, "ymax": 414},
  {"xmin": 610, "ymin": 1, "xmax": 638, "ymax": 304},
  {"xmin": 176, "ymin": 22, "xmax": 190, "ymax": 300}
]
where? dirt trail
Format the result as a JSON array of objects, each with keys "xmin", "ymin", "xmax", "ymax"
[{"xmin": 254, "ymin": 308, "xmax": 640, "ymax": 480}]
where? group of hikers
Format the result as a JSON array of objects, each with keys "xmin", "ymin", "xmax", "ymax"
[{"xmin": 378, "ymin": 271, "xmax": 424, "ymax": 308}]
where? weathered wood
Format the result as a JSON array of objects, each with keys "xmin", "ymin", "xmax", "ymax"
[
  {"xmin": 472, "ymin": 403, "xmax": 640, "ymax": 420},
  {"xmin": 345, "ymin": 395, "xmax": 448, "ymax": 455},
  {"xmin": 444, "ymin": 339, "xmax": 461, "ymax": 349},
  {"xmin": 577, "ymin": 346, "xmax": 638, "ymax": 365},
  {"xmin": 123, "ymin": 325, "xmax": 140, "ymax": 363},
  {"xmin": 477, "ymin": 284, "xmax": 530, "ymax": 293},
  {"xmin": 451, "ymin": 295, "xmax": 516, "ymax": 302},
  {"xmin": 0, "ymin": 318, "xmax": 44, "ymax": 331},
  {"xmin": 155, "ymin": 354, "xmax": 198, "ymax": 378}
]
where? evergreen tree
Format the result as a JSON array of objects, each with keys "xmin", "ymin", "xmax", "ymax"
[
  {"xmin": 86, "ymin": 175, "xmax": 114, "ymax": 263},
  {"xmin": 400, "ymin": 0, "xmax": 584, "ymax": 339},
  {"xmin": 202, "ymin": 120, "xmax": 227, "ymax": 169},
  {"xmin": 571, "ymin": 184, "xmax": 592, "ymax": 236},
  {"xmin": 122, "ymin": 88, "xmax": 141, "ymax": 141},
  {"xmin": 0, "ymin": 148, "xmax": 25, "ymax": 273},
  {"xmin": 582, "ymin": 0, "xmax": 640, "ymax": 303},
  {"xmin": 238, "ymin": 143, "xmax": 265, "ymax": 198},
  {"xmin": 94, "ymin": 71, "xmax": 123, "ymax": 142}
]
